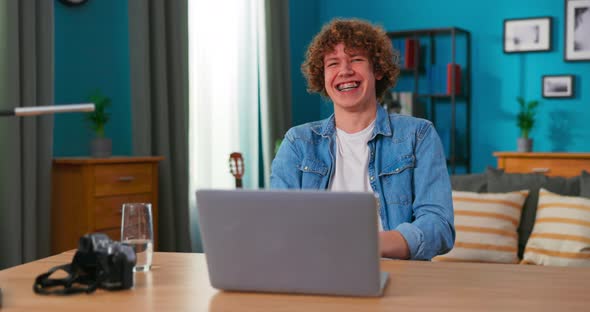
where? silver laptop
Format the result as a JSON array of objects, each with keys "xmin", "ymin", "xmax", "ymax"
[{"xmin": 196, "ymin": 189, "xmax": 389, "ymax": 297}]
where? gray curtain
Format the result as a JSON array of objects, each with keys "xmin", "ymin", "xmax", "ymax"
[
  {"xmin": 261, "ymin": 0, "xmax": 292, "ymax": 185},
  {"xmin": 128, "ymin": 0, "xmax": 191, "ymax": 252},
  {"xmin": 0, "ymin": 0, "xmax": 54, "ymax": 269}
]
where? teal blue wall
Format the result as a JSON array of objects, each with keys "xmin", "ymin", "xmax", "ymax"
[
  {"xmin": 290, "ymin": 0, "xmax": 590, "ymax": 172},
  {"xmin": 289, "ymin": 0, "xmax": 324, "ymax": 126},
  {"xmin": 53, "ymin": 0, "xmax": 132, "ymax": 157}
]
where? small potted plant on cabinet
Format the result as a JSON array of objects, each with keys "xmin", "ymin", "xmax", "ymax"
[
  {"xmin": 86, "ymin": 90, "xmax": 112, "ymax": 157},
  {"xmin": 516, "ymin": 96, "xmax": 539, "ymax": 152}
]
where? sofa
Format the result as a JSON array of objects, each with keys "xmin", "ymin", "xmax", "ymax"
[{"xmin": 441, "ymin": 168, "xmax": 590, "ymax": 266}]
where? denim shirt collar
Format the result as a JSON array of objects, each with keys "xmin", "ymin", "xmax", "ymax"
[{"xmin": 310, "ymin": 104, "xmax": 393, "ymax": 138}]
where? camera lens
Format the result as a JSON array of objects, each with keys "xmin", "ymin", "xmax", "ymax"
[{"xmin": 79, "ymin": 235, "xmax": 92, "ymax": 252}]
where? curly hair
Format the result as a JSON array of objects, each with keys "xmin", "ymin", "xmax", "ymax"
[{"xmin": 301, "ymin": 18, "xmax": 400, "ymax": 101}]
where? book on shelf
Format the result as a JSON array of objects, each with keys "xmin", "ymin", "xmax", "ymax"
[
  {"xmin": 392, "ymin": 40, "xmax": 405, "ymax": 67},
  {"xmin": 392, "ymin": 38, "xmax": 418, "ymax": 70},
  {"xmin": 447, "ymin": 63, "xmax": 461, "ymax": 95},
  {"xmin": 404, "ymin": 38, "xmax": 417, "ymax": 69},
  {"xmin": 425, "ymin": 64, "xmax": 462, "ymax": 95}
]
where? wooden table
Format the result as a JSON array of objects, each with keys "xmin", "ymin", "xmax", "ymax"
[{"xmin": 1, "ymin": 251, "xmax": 589, "ymax": 311}]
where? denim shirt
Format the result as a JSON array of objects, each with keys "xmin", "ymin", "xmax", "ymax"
[{"xmin": 270, "ymin": 105, "xmax": 455, "ymax": 260}]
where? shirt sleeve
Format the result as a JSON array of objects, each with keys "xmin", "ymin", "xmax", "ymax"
[
  {"xmin": 396, "ymin": 122, "xmax": 455, "ymax": 260},
  {"xmin": 270, "ymin": 130, "xmax": 302, "ymax": 189}
]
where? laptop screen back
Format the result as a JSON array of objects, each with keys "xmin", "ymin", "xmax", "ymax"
[{"xmin": 196, "ymin": 189, "xmax": 383, "ymax": 296}]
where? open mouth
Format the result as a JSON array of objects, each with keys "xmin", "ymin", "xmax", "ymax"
[{"xmin": 336, "ymin": 81, "xmax": 360, "ymax": 92}]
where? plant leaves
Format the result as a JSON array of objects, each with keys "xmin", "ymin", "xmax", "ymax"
[
  {"xmin": 516, "ymin": 97, "xmax": 540, "ymax": 137},
  {"xmin": 85, "ymin": 90, "xmax": 111, "ymax": 138}
]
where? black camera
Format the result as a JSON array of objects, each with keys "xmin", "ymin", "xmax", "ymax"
[
  {"xmin": 34, "ymin": 233, "xmax": 136, "ymax": 295},
  {"xmin": 73, "ymin": 233, "xmax": 136, "ymax": 290}
]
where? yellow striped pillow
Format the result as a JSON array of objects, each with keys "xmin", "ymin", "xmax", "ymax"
[
  {"xmin": 522, "ymin": 188, "xmax": 590, "ymax": 266},
  {"xmin": 433, "ymin": 190, "xmax": 528, "ymax": 263}
]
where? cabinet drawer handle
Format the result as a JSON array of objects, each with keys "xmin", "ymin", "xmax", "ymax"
[
  {"xmin": 118, "ymin": 176, "xmax": 136, "ymax": 182},
  {"xmin": 531, "ymin": 168, "xmax": 550, "ymax": 173}
]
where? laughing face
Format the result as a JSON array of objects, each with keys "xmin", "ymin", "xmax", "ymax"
[{"xmin": 323, "ymin": 43, "xmax": 382, "ymax": 114}]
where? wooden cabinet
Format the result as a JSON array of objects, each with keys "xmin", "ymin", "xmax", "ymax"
[
  {"xmin": 51, "ymin": 156, "xmax": 163, "ymax": 254},
  {"xmin": 494, "ymin": 152, "xmax": 590, "ymax": 177}
]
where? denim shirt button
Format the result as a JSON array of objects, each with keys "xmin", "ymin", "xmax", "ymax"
[
  {"xmin": 304, "ymin": 166, "xmax": 309, "ymax": 171},
  {"xmin": 370, "ymin": 176, "xmax": 374, "ymax": 181},
  {"xmin": 394, "ymin": 168, "xmax": 400, "ymax": 173}
]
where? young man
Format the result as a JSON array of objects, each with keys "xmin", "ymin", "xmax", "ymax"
[{"xmin": 270, "ymin": 19, "xmax": 454, "ymax": 260}]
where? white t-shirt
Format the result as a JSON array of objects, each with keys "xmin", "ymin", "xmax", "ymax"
[{"xmin": 328, "ymin": 120, "xmax": 383, "ymax": 231}]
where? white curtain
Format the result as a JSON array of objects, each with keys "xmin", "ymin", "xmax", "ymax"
[{"xmin": 188, "ymin": 0, "xmax": 269, "ymax": 251}]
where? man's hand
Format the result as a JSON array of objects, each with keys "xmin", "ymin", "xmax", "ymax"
[{"xmin": 379, "ymin": 230, "xmax": 410, "ymax": 259}]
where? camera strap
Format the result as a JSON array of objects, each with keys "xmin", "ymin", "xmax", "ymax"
[{"xmin": 33, "ymin": 263, "xmax": 101, "ymax": 295}]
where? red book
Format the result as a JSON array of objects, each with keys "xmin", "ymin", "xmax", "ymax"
[
  {"xmin": 446, "ymin": 63, "xmax": 461, "ymax": 95},
  {"xmin": 404, "ymin": 39, "xmax": 417, "ymax": 68}
]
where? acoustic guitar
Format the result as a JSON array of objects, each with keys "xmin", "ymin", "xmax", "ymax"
[{"xmin": 229, "ymin": 152, "xmax": 244, "ymax": 188}]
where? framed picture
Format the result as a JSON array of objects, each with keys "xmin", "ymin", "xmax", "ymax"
[
  {"xmin": 542, "ymin": 75, "xmax": 575, "ymax": 98},
  {"xmin": 504, "ymin": 17, "xmax": 552, "ymax": 53},
  {"xmin": 565, "ymin": 0, "xmax": 590, "ymax": 61}
]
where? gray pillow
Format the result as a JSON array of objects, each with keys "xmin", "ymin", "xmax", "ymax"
[
  {"xmin": 486, "ymin": 167, "xmax": 580, "ymax": 259},
  {"xmin": 581, "ymin": 170, "xmax": 590, "ymax": 198},
  {"xmin": 451, "ymin": 173, "xmax": 487, "ymax": 192}
]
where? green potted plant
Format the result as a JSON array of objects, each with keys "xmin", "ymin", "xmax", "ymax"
[
  {"xmin": 516, "ymin": 96, "xmax": 539, "ymax": 152},
  {"xmin": 86, "ymin": 90, "xmax": 112, "ymax": 157}
]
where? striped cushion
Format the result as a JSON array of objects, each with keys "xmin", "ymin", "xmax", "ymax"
[
  {"xmin": 522, "ymin": 188, "xmax": 590, "ymax": 266},
  {"xmin": 433, "ymin": 190, "xmax": 528, "ymax": 263}
]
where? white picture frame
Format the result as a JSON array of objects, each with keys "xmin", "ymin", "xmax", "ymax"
[
  {"xmin": 565, "ymin": 0, "xmax": 590, "ymax": 61},
  {"xmin": 542, "ymin": 75, "xmax": 575, "ymax": 98},
  {"xmin": 504, "ymin": 17, "xmax": 552, "ymax": 53}
]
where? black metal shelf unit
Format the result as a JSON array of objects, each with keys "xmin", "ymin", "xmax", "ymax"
[{"xmin": 386, "ymin": 27, "xmax": 471, "ymax": 173}]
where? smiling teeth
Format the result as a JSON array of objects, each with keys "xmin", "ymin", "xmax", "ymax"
[{"xmin": 337, "ymin": 82, "xmax": 359, "ymax": 91}]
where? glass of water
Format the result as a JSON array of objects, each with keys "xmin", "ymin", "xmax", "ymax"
[{"xmin": 121, "ymin": 203, "xmax": 154, "ymax": 272}]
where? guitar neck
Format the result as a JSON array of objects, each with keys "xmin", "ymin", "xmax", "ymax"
[{"xmin": 229, "ymin": 152, "xmax": 244, "ymax": 189}]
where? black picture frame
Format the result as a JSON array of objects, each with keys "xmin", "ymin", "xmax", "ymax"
[
  {"xmin": 565, "ymin": 0, "xmax": 590, "ymax": 61},
  {"xmin": 542, "ymin": 75, "xmax": 575, "ymax": 98},
  {"xmin": 503, "ymin": 17, "xmax": 552, "ymax": 53}
]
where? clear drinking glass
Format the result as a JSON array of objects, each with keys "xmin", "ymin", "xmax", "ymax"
[{"xmin": 121, "ymin": 203, "xmax": 154, "ymax": 272}]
